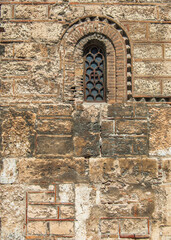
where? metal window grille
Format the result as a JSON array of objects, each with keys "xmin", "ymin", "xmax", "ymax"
[{"xmin": 84, "ymin": 45, "xmax": 106, "ymax": 102}]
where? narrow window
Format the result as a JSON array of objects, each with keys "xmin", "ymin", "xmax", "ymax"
[{"xmin": 84, "ymin": 43, "xmax": 106, "ymax": 102}]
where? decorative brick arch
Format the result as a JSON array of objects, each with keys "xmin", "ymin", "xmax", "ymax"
[{"xmin": 59, "ymin": 16, "xmax": 132, "ymax": 103}]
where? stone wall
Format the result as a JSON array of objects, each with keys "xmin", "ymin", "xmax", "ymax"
[{"xmin": 0, "ymin": 0, "xmax": 171, "ymax": 239}]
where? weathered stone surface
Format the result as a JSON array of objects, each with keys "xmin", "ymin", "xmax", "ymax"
[
  {"xmin": 18, "ymin": 157, "xmax": 88, "ymax": 184},
  {"xmin": 2, "ymin": 23, "xmax": 31, "ymax": 40},
  {"xmin": 15, "ymin": 5, "xmax": 48, "ymax": 20},
  {"xmin": 165, "ymin": 44, "xmax": 171, "ymax": 59},
  {"xmin": 134, "ymin": 78, "xmax": 161, "ymax": 95},
  {"xmin": 27, "ymin": 221, "xmax": 47, "ymax": 235},
  {"xmin": 133, "ymin": 44, "xmax": 162, "ymax": 59},
  {"xmin": 128, "ymin": 23, "xmax": 147, "ymax": 40},
  {"xmin": 36, "ymin": 136, "xmax": 73, "ymax": 155},
  {"xmin": 105, "ymin": 5, "xmax": 157, "ymax": 21},
  {"xmin": 163, "ymin": 79, "xmax": 171, "ymax": 95},
  {"xmin": 31, "ymin": 22, "xmax": 63, "ymax": 42},
  {"xmin": 50, "ymin": 221, "xmax": 74, "ymax": 235},
  {"xmin": 28, "ymin": 205, "xmax": 57, "ymax": 218},
  {"xmin": 108, "ymin": 104, "xmax": 134, "ymax": 118},
  {"xmin": 149, "ymin": 24, "xmax": 171, "ymax": 41},
  {"xmin": 134, "ymin": 61, "xmax": 171, "ymax": 76},
  {"xmin": 102, "ymin": 137, "xmax": 148, "ymax": 156},
  {"xmin": 116, "ymin": 119, "xmax": 148, "ymax": 135},
  {"xmin": 36, "ymin": 119, "xmax": 72, "ymax": 135},
  {"xmin": 149, "ymin": 106, "xmax": 171, "ymax": 156}
]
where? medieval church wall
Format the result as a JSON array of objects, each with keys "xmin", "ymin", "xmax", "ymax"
[{"xmin": 0, "ymin": 0, "xmax": 171, "ymax": 239}]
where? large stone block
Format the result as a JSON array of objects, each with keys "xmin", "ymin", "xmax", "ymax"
[
  {"xmin": 36, "ymin": 136, "xmax": 73, "ymax": 155},
  {"xmin": 149, "ymin": 24, "xmax": 171, "ymax": 41},
  {"xmin": 133, "ymin": 44, "xmax": 162, "ymax": 59},
  {"xmin": 163, "ymin": 79, "xmax": 171, "ymax": 95},
  {"xmin": 165, "ymin": 44, "xmax": 171, "ymax": 59},
  {"xmin": 108, "ymin": 104, "xmax": 134, "ymax": 118},
  {"xmin": 36, "ymin": 119, "xmax": 73, "ymax": 135},
  {"xmin": 74, "ymin": 134, "xmax": 100, "ymax": 157},
  {"xmin": 134, "ymin": 61, "xmax": 171, "ymax": 76},
  {"xmin": 37, "ymin": 104, "xmax": 72, "ymax": 116},
  {"xmin": 102, "ymin": 137, "xmax": 148, "ymax": 156},
  {"xmin": 105, "ymin": 5, "xmax": 157, "ymax": 21},
  {"xmin": 134, "ymin": 78, "xmax": 161, "ymax": 95},
  {"xmin": 158, "ymin": 6, "xmax": 171, "ymax": 21},
  {"xmin": 149, "ymin": 106, "xmax": 171, "ymax": 156},
  {"xmin": 50, "ymin": 221, "xmax": 74, "ymax": 235},
  {"xmin": 2, "ymin": 22, "xmax": 31, "ymax": 40},
  {"xmin": 15, "ymin": 5, "xmax": 48, "ymax": 19},
  {"xmin": 128, "ymin": 23, "xmax": 147, "ymax": 41},
  {"xmin": 27, "ymin": 221, "xmax": 47, "ymax": 235},
  {"xmin": 31, "ymin": 22, "xmax": 63, "ymax": 42},
  {"xmin": 1, "ymin": 5, "xmax": 11, "ymax": 20},
  {"xmin": 116, "ymin": 119, "xmax": 148, "ymax": 135},
  {"xmin": 28, "ymin": 205, "xmax": 57, "ymax": 219},
  {"xmin": 0, "ymin": 61, "xmax": 30, "ymax": 76}
]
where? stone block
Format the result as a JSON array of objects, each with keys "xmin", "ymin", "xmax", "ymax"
[
  {"xmin": 101, "ymin": 120, "xmax": 114, "ymax": 136},
  {"xmin": 0, "ymin": 158, "xmax": 17, "ymax": 184},
  {"xmin": 119, "ymin": 158, "xmax": 157, "ymax": 180},
  {"xmin": 133, "ymin": 137, "xmax": 148, "ymax": 155},
  {"xmin": 2, "ymin": 22, "xmax": 31, "ymax": 40},
  {"xmin": 1, "ymin": 5, "xmax": 12, "ymax": 20},
  {"xmin": 163, "ymin": 79, "xmax": 171, "ymax": 95},
  {"xmin": 102, "ymin": 137, "xmax": 132, "ymax": 156},
  {"xmin": 60, "ymin": 206, "xmax": 75, "ymax": 219},
  {"xmin": 134, "ymin": 61, "xmax": 171, "ymax": 76},
  {"xmin": 37, "ymin": 104, "xmax": 72, "ymax": 116},
  {"xmin": 28, "ymin": 205, "xmax": 57, "ymax": 219},
  {"xmin": 108, "ymin": 104, "xmax": 134, "ymax": 118},
  {"xmin": 74, "ymin": 134, "xmax": 100, "ymax": 157},
  {"xmin": 36, "ymin": 119, "xmax": 72, "ymax": 135},
  {"xmin": 0, "ymin": 80, "xmax": 13, "ymax": 95},
  {"xmin": 18, "ymin": 157, "xmax": 87, "ymax": 184},
  {"xmin": 15, "ymin": 5, "xmax": 48, "ymax": 19},
  {"xmin": 165, "ymin": 44, "xmax": 171, "ymax": 59},
  {"xmin": 73, "ymin": 107, "xmax": 100, "ymax": 136},
  {"xmin": 149, "ymin": 24, "xmax": 171, "ymax": 41},
  {"xmin": 128, "ymin": 23, "xmax": 147, "ymax": 41},
  {"xmin": 102, "ymin": 137, "xmax": 148, "ymax": 156},
  {"xmin": 134, "ymin": 104, "xmax": 148, "ymax": 118},
  {"xmin": 159, "ymin": 6, "xmax": 171, "ymax": 21},
  {"xmin": 27, "ymin": 221, "xmax": 47, "ymax": 235},
  {"xmin": 134, "ymin": 78, "xmax": 161, "ymax": 95},
  {"xmin": 149, "ymin": 107, "xmax": 171, "ymax": 156},
  {"xmin": 116, "ymin": 119, "xmax": 147, "ymax": 135},
  {"xmin": 31, "ymin": 22, "xmax": 63, "ymax": 42},
  {"xmin": 14, "ymin": 77, "xmax": 60, "ymax": 95},
  {"xmin": 0, "ymin": 61, "xmax": 30, "ymax": 76},
  {"xmin": 105, "ymin": 5, "xmax": 157, "ymax": 21},
  {"xmin": 50, "ymin": 4, "xmax": 71, "ymax": 20},
  {"xmin": 162, "ymin": 159, "xmax": 171, "ymax": 183},
  {"xmin": 120, "ymin": 218, "xmax": 148, "ymax": 235},
  {"xmin": 50, "ymin": 221, "xmax": 74, "ymax": 235},
  {"xmin": 59, "ymin": 184, "xmax": 74, "ymax": 203},
  {"xmin": 28, "ymin": 192, "xmax": 55, "ymax": 203},
  {"xmin": 133, "ymin": 44, "xmax": 162, "ymax": 59},
  {"xmin": 36, "ymin": 136, "xmax": 73, "ymax": 155},
  {"xmin": 100, "ymin": 219, "xmax": 118, "ymax": 235},
  {"xmin": 0, "ymin": 44, "xmax": 13, "ymax": 58}
]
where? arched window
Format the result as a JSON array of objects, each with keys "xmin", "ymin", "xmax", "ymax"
[{"xmin": 83, "ymin": 42, "xmax": 106, "ymax": 102}]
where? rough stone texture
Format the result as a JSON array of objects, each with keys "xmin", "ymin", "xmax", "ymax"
[{"xmin": 0, "ymin": 1, "xmax": 171, "ymax": 240}]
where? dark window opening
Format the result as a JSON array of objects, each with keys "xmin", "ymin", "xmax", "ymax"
[{"xmin": 83, "ymin": 42, "xmax": 106, "ymax": 102}]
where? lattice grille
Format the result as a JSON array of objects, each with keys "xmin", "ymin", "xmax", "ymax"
[{"xmin": 84, "ymin": 45, "xmax": 106, "ymax": 102}]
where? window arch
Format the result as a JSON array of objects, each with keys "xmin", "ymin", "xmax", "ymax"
[{"xmin": 83, "ymin": 41, "xmax": 106, "ymax": 102}]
